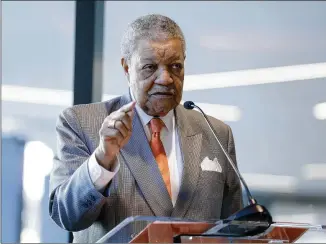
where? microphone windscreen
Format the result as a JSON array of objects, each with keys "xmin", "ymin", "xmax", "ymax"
[{"xmin": 183, "ymin": 101, "xmax": 195, "ymax": 110}]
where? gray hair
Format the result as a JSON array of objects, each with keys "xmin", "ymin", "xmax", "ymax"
[{"xmin": 120, "ymin": 14, "xmax": 186, "ymax": 62}]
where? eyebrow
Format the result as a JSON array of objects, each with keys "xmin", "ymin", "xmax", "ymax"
[{"xmin": 166, "ymin": 55, "xmax": 182, "ymax": 62}]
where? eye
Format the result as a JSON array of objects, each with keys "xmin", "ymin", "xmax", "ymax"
[
  {"xmin": 142, "ymin": 64, "xmax": 157, "ymax": 71},
  {"xmin": 171, "ymin": 63, "xmax": 183, "ymax": 70}
]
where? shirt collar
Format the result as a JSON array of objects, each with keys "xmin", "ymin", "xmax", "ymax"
[{"xmin": 130, "ymin": 89, "xmax": 174, "ymax": 131}]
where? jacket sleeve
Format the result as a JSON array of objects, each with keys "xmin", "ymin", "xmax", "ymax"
[
  {"xmin": 220, "ymin": 125, "xmax": 244, "ymax": 219},
  {"xmin": 49, "ymin": 107, "xmax": 107, "ymax": 232}
]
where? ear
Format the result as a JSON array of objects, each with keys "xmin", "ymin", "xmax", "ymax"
[{"xmin": 121, "ymin": 58, "xmax": 130, "ymax": 79}]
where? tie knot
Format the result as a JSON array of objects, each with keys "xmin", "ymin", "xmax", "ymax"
[{"xmin": 150, "ymin": 118, "xmax": 165, "ymax": 133}]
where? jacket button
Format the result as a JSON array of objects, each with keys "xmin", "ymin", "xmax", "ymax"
[
  {"xmin": 90, "ymin": 195, "xmax": 96, "ymax": 201},
  {"xmin": 86, "ymin": 199, "xmax": 92, "ymax": 206},
  {"xmin": 82, "ymin": 202, "xmax": 88, "ymax": 209}
]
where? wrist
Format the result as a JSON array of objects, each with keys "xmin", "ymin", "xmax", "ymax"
[{"xmin": 94, "ymin": 148, "xmax": 117, "ymax": 170}]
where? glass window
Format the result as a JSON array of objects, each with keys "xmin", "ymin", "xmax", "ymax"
[{"xmin": 2, "ymin": 1, "xmax": 75, "ymax": 242}]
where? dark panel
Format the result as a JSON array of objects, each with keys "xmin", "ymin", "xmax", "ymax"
[
  {"xmin": 73, "ymin": 1, "xmax": 105, "ymax": 105},
  {"xmin": 1, "ymin": 136, "xmax": 25, "ymax": 243}
]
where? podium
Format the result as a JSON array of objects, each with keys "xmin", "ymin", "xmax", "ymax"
[{"xmin": 96, "ymin": 216, "xmax": 326, "ymax": 243}]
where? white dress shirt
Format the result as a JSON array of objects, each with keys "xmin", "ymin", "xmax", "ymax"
[{"xmin": 88, "ymin": 101, "xmax": 183, "ymax": 206}]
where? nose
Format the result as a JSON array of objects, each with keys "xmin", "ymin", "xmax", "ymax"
[{"xmin": 155, "ymin": 68, "xmax": 173, "ymax": 85}]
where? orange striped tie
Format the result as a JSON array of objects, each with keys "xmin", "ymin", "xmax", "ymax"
[{"xmin": 149, "ymin": 118, "xmax": 172, "ymax": 199}]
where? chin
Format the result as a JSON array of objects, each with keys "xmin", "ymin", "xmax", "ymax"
[
  {"xmin": 145, "ymin": 98, "xmax": 179, "ymax": 116},
  {"xmin": 145, "ymin": 107, "xmax": 170, "ymax": 117},
  {"xmin": 157, "ymin": 105, "xmax": 178, "ymax": 116}
]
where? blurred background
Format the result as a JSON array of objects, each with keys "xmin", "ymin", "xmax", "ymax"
[{"xmin": 1, "ymin": 1, "xmax": 326, "ymax": 243}]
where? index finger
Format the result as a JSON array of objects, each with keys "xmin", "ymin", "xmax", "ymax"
[{"xmin": 120, "ymin": 101, "xmax": 136, "ymax": 113}]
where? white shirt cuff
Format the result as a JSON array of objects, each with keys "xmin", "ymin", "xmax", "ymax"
[{"xmin": 88, "ymin": 152, "xmax": 120, "ymax": 192}]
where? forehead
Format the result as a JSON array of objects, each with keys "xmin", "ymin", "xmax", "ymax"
[{"xmin": 133, "ymin": 39, "xmax": 184, "ymax": 62}]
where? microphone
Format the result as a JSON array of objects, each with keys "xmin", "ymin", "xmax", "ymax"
[{"xmin": 183, "ymin": 101, "xmax": 273, "ymax": 236}]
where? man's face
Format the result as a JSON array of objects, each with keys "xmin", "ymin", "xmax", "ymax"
[{"xmin": 122, "ymin": 38, "xmax": 185, "ymax": 116}]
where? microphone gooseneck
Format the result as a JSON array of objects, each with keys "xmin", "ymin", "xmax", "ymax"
[
  {"xmin": 183, "ymin": 100, "xmax": 273, "ymax": 236},
  {"xmin": 184, "ymin": 100, "xmax": 255, "ymax": 205}
]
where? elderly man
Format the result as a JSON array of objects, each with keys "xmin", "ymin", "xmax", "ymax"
[{"xmin": 49, "ymin": 14, "xmax": 242, "ymax": 243}]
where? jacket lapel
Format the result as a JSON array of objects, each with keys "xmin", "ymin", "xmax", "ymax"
[
  {"xmin": 171, "ymin": 105, "xmax": 202, "ymax": 218},
  {"xmin": 118, "ymin": 94, "xmax": 174, "ymax": 217}
]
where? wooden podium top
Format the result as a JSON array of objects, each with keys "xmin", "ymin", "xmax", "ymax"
[{"xmin": 130, "ymin": 221, "xmax": 308, "ymax": 243}]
